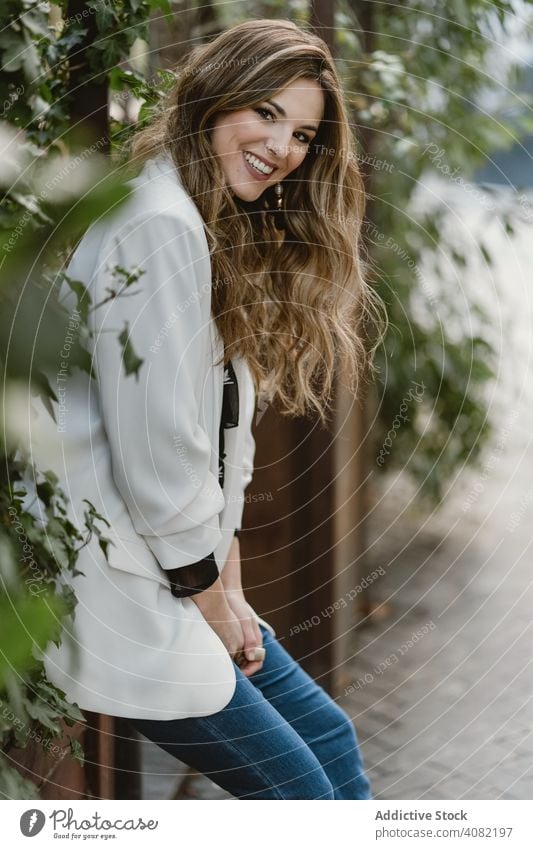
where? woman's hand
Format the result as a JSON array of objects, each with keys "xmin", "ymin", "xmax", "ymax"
[
  {"xmin": 224, "ymin": 591, "xmax": 264, "ymax": 677},
  {"xmin": 190, "ymin": 577, "xmax": 245, "ymax": 662},
  {"xmin": 221, "ymin": 536, "xmax": 265, "ymax": 677}
]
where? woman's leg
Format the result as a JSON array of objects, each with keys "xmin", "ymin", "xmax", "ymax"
[
  {"xmin": 249, "ymin": 626, "xmax": 372, "ymax": 800},
  {"xmin": 127, "ymin": 664, "xmax": 335, "ymax": 799},
  {"xmin": 127, "ymin": 626, "xmax": 371, "ymax": 799}
]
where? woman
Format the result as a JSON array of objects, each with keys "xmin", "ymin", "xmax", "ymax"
[{"xmin": 34, "ymin": 19, "xmax": 379, "ymax": 799}]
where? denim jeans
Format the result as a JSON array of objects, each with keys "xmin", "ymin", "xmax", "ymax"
[{"xmin": 127, "ymin": 625, "xmax": 372, "ymax": 799}]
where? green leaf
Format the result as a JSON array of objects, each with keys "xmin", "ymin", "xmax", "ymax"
[
  {"xmin": 98, "ymin": 536, "xmax": 111, "ymax": 559},
  {"xmin": 22, "ymin": 696, "xmax": 63, "ymax": 735},
  {"xmin": 0, "ymin": 755, "xmax": 40, "ymax": 800},
  {"xmin": 43, "ymin": 469, "xmax": 59, "ymax": 487},
  {"xmin": 69, "ymin": 737, "xmax": 85, "ymax": 764},
  {"xmin": 118, "ymin": 322, "xmax": 143, "ymax": 378},
  {"xmin": 0, "ymin": 592, "xmax": 67, "ymax": 689},
  {"xmin": 36, "ymin": 479, "xmax": 54, "ymax": 509},
  {"xmin": 479, "ymin": 243, "xmax": 493, "ymax": 265},
  {"xmin": 1, "ymin": 35, "xmax": 24, "ymax": 72},
  {"xmin": 148, "ymin": 0, "xmax": 174, "ymax": 22},
  {"xmin": 62, "ymin": 278, "xmax": 92, "ymax": 322}
]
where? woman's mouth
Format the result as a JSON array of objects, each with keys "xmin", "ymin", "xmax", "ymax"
[{"xmin": 242, "ymin": 150, "xmax": 276, "ymax": 181}]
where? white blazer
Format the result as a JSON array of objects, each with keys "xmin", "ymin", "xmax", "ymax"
[{"xmin": 25, "ymin": 153, "xmax": 274, "ymax": 720}]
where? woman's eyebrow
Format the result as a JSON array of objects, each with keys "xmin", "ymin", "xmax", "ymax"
[{"xmin": 265, "ymin": 99, "xmax": 320, "ymax": 134}]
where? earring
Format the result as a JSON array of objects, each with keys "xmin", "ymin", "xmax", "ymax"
[{"xmin": 274, "ymin": 182, "xmax": 283, "ymax": 210}]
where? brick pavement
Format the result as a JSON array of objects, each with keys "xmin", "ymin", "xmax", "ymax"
[
  {"xmin": 339, "ymin": 389, "xmax": 533, "ymax": 799},
  {"xmin": 331, "ymin": 190, "xmax": 533, "ymax": 800},
  {"xmin": 338, "ymin": 200, "xmax": 533, "ymax": 800}
]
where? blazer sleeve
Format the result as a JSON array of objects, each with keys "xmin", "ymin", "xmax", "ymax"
[{"xmin": 89, "ymin": 210, "xmax": 226, "ymax": 582}]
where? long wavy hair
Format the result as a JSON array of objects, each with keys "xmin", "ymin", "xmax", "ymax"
[{"xmin": 127, "ymin": 18, "xmax": 383, "ymax": 424}]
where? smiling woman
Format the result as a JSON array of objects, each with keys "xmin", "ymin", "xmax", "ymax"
[
  {"xmin": 211, "ymin": 78, "xmax": 324, "ymax": 198},
  {"xmin": 38, "ymin": 18, "xmax": 379, "ymax": 801},
  {"xmin": 128, "ymin": 18, "xmax": 383, "ymax": 422}
]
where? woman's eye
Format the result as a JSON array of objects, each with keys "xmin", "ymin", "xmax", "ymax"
[
  {"xmin": 255, "ymin": 108, "xmax": 311, "ymax": 145},
  {"xmin": 255, "ymin": 107, "xmax": 274, "ymax": 121}
]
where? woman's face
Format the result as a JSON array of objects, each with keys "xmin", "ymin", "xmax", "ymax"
[{"xmin": 211, "ymin": 77, "xmax": 325, "ymax": 201}]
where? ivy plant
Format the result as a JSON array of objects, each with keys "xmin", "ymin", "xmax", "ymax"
[{"xmin": 0, "ymin": 0, "xmax": 158, "ymax": 798}]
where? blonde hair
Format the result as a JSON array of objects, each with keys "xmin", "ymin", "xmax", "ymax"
[{"xmin": 127, "ymin": 18, "xmax": 383, "ymax": 423}]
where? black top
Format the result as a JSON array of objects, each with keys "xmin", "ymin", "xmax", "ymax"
[{"xmin": 165, "ymin": 360, "xmax": 240, "ymax": 598}]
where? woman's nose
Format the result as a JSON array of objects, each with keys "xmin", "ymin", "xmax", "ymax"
[{"xmin": 266, "ymin": 128, "xmax": 294, "ymax": 160}]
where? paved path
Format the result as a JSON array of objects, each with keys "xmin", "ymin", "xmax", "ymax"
[
  {"xmin": 339, "ymin": 434, "xmax": 533, "ymax": 800},
  {"xmin": 339, "ymin": 189, "xmax": 533, "ymax": 799}
]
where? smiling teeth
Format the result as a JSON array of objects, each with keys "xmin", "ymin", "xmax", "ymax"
[{"xmin": 244, "ymin": 152, "xmax": 274, "ymax": 175}]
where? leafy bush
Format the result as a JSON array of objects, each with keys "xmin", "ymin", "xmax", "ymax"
[{"xmin": 0, "ymin": 0, "xmax": 155, "ymax": 797}]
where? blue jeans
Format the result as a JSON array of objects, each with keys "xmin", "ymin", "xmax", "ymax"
[{"xmin": 127, "ymin": 625, "xmax": 372, "ymax": 799}]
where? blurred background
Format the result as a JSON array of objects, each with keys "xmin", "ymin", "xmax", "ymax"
[{"xmin": 1, "ymin": 0, "xmax": 532, "ymax": 800}]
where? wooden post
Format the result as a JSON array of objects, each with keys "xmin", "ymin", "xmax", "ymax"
[
  {"xmin": 310, "ymin": 0, "xmax": 335, "ymax": 44},
  {"xmin": 66, "ymin": 0, "xmax": 109, "ymax": 150},
  {"xmin": 5, "ymin": 719, "xmax": 87, "ymax": 799},
  {"xmin": 242, "ymin": 3, "xmax": 342, "ymax": 693},
  {"xmin": 83, "ymin": 713, "xmax": 116, "ymax": 799}
]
